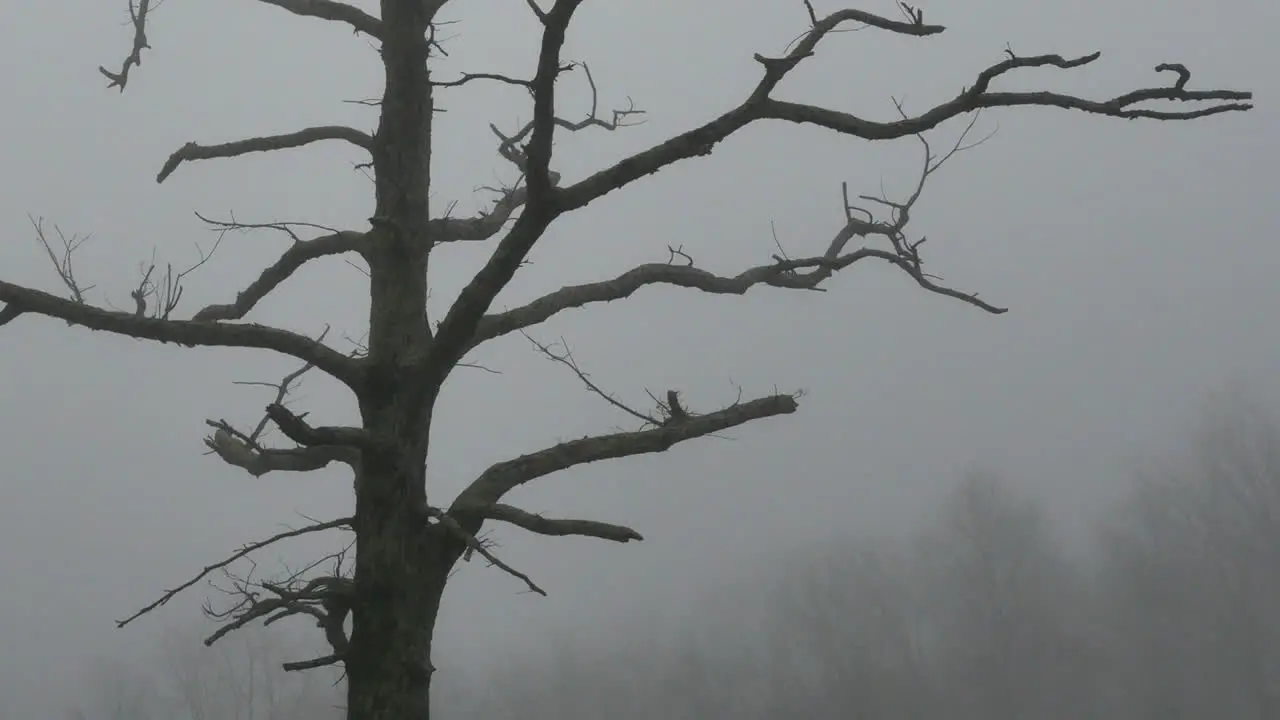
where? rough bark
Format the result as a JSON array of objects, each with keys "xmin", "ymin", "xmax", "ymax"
[{"xmin": 343, "ymin": 2, "xmax": 454, "ymax": 718}]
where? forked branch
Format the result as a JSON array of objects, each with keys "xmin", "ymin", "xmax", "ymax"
[
  {"xmin": 467, "ymin": 115, "xmax": 1000, "ymax": 351},
  {"xmin": 554, "ymin": 10, "xmax": 1251, "ymax": 215},
  {"xmin": 425, "ymin": 0, "xmax": 587, "ymax": 374},
  {"xmin": 118, "ymin": 517, "xmax": 352, "ymax": 628}
]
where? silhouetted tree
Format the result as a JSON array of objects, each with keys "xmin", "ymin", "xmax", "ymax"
[{"xmin": 0, "ymin": 1, "xmax": 1251, "ymax": 717}]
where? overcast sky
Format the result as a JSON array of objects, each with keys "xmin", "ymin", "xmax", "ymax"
[{"xmin": 0, "ymin": 0, "xmax": 1275, "ymax": 715}]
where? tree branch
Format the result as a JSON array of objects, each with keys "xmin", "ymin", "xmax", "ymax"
[
  {"xmin": 191, "ymin": 229, "xmax": 368, "ymax": 322},
  {"xmin": 256, "ymin": 0, "xmax": 383, "ymax": 38},
  {"xmin": 483, "ymin": 503, "xmax": 643, "ymax": 542},
  {"xmin": 423, "ymin": 0, "xmax": 585, "ymax": 376},
  {"xmin": 117, "ymin": 517, "xmax": 352, "ymax": 628},
  {"xmin": 554, "ymin": 13, "xmax": 1250, "ymax": 215},
  {"xmin": 467, "ymin": 114, "xmax": 1002, "ymax": 351},
  {"xmin": 157, "ymin": 126, "xmax": 374, "ymax": 183},
  {"xmin": 451, "ymin": 393, "xmax": 799, "ymax": 510},
  {"xmin": 424, "ymin": 505, "xmax": 548, "ymax": 596},
  {"xmin": 101, "ymin": 0, "xmax": 380, "ymax": 92},
  {"xmin": 264, "ymin": 402, "xmax": 377, "ymax": 449},
  {"xmin": 0, "ymin": 280, "xmax": 362, "ymax": 385}
]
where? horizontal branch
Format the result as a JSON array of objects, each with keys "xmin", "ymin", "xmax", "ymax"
[
  {"xmin": 0, "ymin": 280, "xmax": 361, "ymax": 386},
  {"xmin": 484, "ymin": 503, "xmax": 643, "ymax": 542},
  {"xmin": 468, "ymin": 243, "xmax": 999, "ymax": 352},
  {"xmin": 257, "ymin": 0, "xmax": 383, "ymax": 38},
  {"xmin": 157, "ymin": 126, "xmax": 374, "ymax": 183},
  {"xmin": 452, "ymin": 393, "xmax": 799, "ymax": 510},
  {"xmin": 192, "ymin": 230, "xmax": 368, "ymax": 321}
]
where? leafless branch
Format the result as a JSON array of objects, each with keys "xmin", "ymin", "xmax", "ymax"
[
  {"xmin": 553, "ymin": 12, "xmax": 1251, "ymax": 215},
  {"xmin": 205, "ymin": 340, "xmax": 364, "ymax": 475},
  {"xmin": 157, "ymin": 126, "xmax": 374, "ymax": 183},
  {"xmin": 522, "ymin": 331, "xmax": 661, "ymax": 426},
  {"xmin": 117, "ymin": 517, "xmax": 352, "ymax": 628},
  {"xmin": 423, "ymin": 0, "xmax": 587, "ymax": 374},
  {"xmin": 451, "ymin": 392, "xmax": 799, "ymax": 511},
  {"xmin": 424, "ymin": 506, "xmax": 547, "ymax": 596},
  {"xmin": 99, "ymin": 0, "xmax": 151, "ymax": 91},
  {"xmin": 127, "ymin": 233, "xmax": 226, "ymax": 320},
  {"xmin": 0, "ymin": 278, "xmax": 361, "ymax": 384},
  {"xmin": 429, "ymin": 63, "xmax": 641, "ymax": 245},
  {"xmin": 255, "ymin": 0, "xmax": 383, "ymax": 38},
  {"xmin": 465, "ymin": 120, "xmax": 1000, "ymax": 351},
  {"xmin": 483, "ymin": 503, "xmax": 643, "ymax": 542},
  {"xmin": 31, "ymin": 216, "xmax": 95, "ymax": 311}
]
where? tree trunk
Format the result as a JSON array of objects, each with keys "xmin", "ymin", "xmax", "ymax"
[
  {"xmin": 344, "ymin": 454, "xmax": 457, "ymax": 719},
  {"xmin": 345, "ymin": 2, "xmax": 449, "ymax": 717}
]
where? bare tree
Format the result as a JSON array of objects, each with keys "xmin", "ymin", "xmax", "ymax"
[
  {"xmin": 0, "ymin": 1, "xmax": 1252, "ymax": 717},
  {"xmin": 1098, "ymin": 397, "xmax": 1280, "ymax": 719},
  {"xmin": 913, "ymin": 473, "xmax": 1097, "ymax": 720}
]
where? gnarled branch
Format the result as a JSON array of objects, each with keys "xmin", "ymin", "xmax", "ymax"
[
  {"xmin": 483, "ymin": 503, "xmax": 643, "ymax": 543},
  {"xmin": 452, "ymin": 392, "xmax": 799, "ymax": 511},
  {"xmin": 0, "ymin": 280, "xmax": 361, "ymax": 385},
  {"xmin": 554, "ymin": 12, "xmax": 1250, "ymax": 215},
  {"xmin": 157, "ymin": 126, "xmax": 374, "ymax": 183}
]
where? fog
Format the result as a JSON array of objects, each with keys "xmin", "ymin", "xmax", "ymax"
[{"xmin": 0, "ymin": 0, "xmax": 1275, "ymax": 717}]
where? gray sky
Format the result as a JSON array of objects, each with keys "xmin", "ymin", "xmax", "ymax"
[{"xmin": 0, "ymin": 0, "xmax": 1275, "ymax": 715}]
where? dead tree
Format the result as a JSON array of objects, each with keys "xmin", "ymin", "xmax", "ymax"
[{"xmin": 0, "ymin": 1, "xmax": 1252, "ymax": 719}]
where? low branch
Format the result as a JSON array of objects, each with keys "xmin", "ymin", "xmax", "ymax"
[
  {"xmin": 283, "ymin": 653, "xmax": 344, "ymax": 672},
  {"xmin": 157, "ymin": 126, "xmax": 374, "ymax": 183},
  {"xmin": 484, "ymin": 503, "xmax": 643, "ymax": 542},
  {"xmin": 0, "ymin": 280, "xmax": 361, "ymax": 385},
  {"xmin": 192, "ymin": 230, "xmax": 368, "ymax": 321},
  {"xmin": 257, "ymin": 0, "xmax": 383, "ymax": 38},
  {"xmin": 452, "ymin": 393, "xmax": 799, "ymax": 509},
  {"xmin": 117, "ymin": 517, "xmax": 352, "ymax": 628}
]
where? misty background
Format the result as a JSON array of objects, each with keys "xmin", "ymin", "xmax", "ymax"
[{"xmin": 0, "ymin": 0, "xmax": 1275, "ymax": 717}]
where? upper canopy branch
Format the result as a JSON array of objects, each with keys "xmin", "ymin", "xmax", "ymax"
[
  {"xmin": 429, "ymin": 63, "xmax": 641, "ymax": 244},
  {"xmin": 451, "ymin": 393, "xmax": 799, "ymax": 512},
  {"xmin": 157, "ymin": 126, "xmax": 374, "ymax": 183},
  {"xmin": 554, "ymin": 9, "xmax": 1250, "ymax": 215},
  {"xmin": 257, "ymin": 0, "xmax": 383, "ymax": 38},
  {"xmin": 466, "ymin": 114, "xmax": 1001, "ymax": 351},
  {"xmin": 0, "ymin": 280, "xmax": 361, "ymax": 386},
  {"xmin": 424, "ymin": 0, "xmax": 585, "ymax": 376},
  {"xmin": 102, "ymin": 0, "xmax": 382, "ymax": 92}
]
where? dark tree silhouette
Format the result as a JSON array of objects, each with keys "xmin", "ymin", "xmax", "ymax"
[{"xmin": 0, "ymin": 1, "xmax": 1252, "ymax": 718}]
